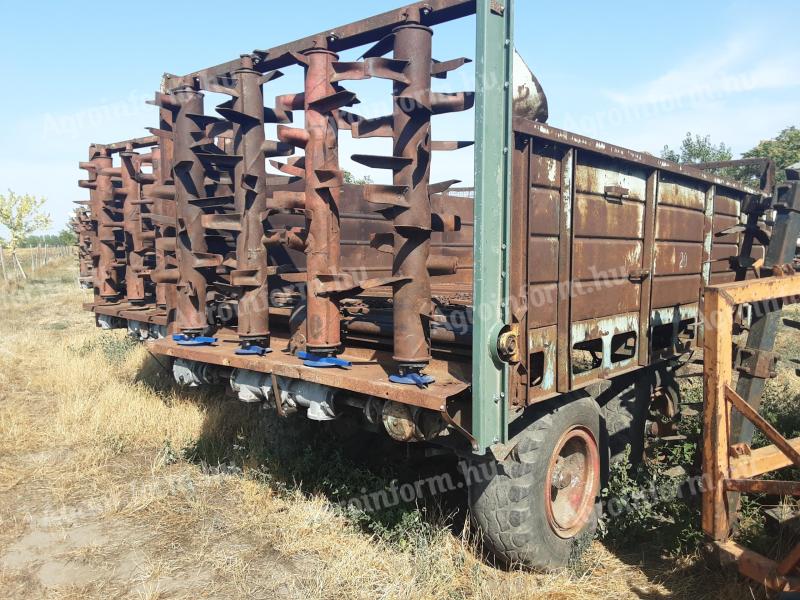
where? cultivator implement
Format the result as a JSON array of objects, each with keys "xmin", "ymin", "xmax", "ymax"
[{"xmin": 74, "ymin": 0, "xmax": 798, "ymax": 574}]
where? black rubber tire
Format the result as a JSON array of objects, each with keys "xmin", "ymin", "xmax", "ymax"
[
  {"xmin": 467, "ymin": 396, "xmax": 601, "ymax": 570},
  {"xmin": 600, "ymin": 375, "xmax": 649, "ymax": 466},
  {"xmin": 600, "ymin": 367, "xmax": 680, "ymax": 466}
]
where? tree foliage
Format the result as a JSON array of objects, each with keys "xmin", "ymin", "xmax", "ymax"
[
  {"xmin": 742, "ymin": 126, "xmax": 800, "ymax": 184},
  {"xmin": 0, "ymin": 191, "xmax": 52, "ymax": 253},
  {"xmin": 20, "ymin": 227, "xmax": 76, "ymax": 248},
  {"xmin": 661, "ymin": 132, "xmax": 733, "ymax": 164},
  {"xmin": 343, "ymin": 170, "xmax": 374, "ymax": 185}
]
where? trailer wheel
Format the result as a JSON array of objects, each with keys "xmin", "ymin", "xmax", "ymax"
[
  {"xmin": 601, "ymin": 368, "xmax": 680, "ymax": 465},
  {"xmin": 601, "ymin": 376, "xmax": 648, "ymax": 466},
  {"xmin": 467, "ymin": 396, "xmax": 601, "ymax": 570}
]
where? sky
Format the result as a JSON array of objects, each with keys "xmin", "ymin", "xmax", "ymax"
[{"xmin": 0, "ymin": 0, "xmax": 798, "ymax": 234}]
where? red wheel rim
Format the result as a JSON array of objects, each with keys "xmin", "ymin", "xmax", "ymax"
[{"xmin": 544, "ymin": 426, "xmax": 600, "ymax": 538}]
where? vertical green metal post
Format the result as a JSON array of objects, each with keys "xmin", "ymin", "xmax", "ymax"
[{"xmin": 472, "ymin": 0, "xmax": 513, "ymax": 452}]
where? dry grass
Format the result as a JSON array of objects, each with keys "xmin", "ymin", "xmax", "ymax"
[{"xmin": 0, "ymin": 258, "xmax": 786, "ymax": 599}]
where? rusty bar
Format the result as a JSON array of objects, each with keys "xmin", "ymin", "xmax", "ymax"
[
  {"xmin": 120, "ymin": 149, "xmax": 147, "ymax": 303},
  {"xmin": 180, "ymin": 0, "xmax": 476, "ymax": 83},
  {"xmin": 724, "ymin": 478, "xmax": 800, "ymax": 496},
  {"xmin": 172, "ymin": 81, "xmax": 212, "ymax": 334},
  {"xmin": 556, "ymin": 147, "xmax": 574, "ymax": 391},
  {"xmin": 230, "ymin": 54, "xmax": 272, "ymax": 350},
  {"xmin": 299, "ymin": 45, "xmax": 344, "ymax": 355},
  {"xmin": 391, "ymin": 15, "xmax": 433, "ymax": 371},
  {"xmin": 150, "ymin": 102, "xmax": 178, "ymax": 316},
  {"xmin": 513, "ymin": 118, "xmax": 765, "ymax": 197},
  {"xmin": 93, "ymin": 148, "xmax": 121, "ymax": 300},
  {"xmin": 638, "ymin": 171, "xmax": 657, "ymax": 365}
]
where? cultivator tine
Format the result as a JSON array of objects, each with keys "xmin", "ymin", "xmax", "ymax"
[
  {"xmin": 431, "ymin": 140, "xmax": 474, "ymax": 151},
  {"xmin": 306, "ymin": 89, "xmax": 358, "ymax": 113},
  {"xmin": 331, "ymin": 57, "xmax": 410, "ymax": 83},
  {"xmin": 200, "ymin": 213, "xmax": 242, "ymax": 232},
  {"xmin": 269, "ymin": 159, "xmax": 306, "ymax": 178},
  {"xmin": 361, "ymin": 184, "xmax": 410, "ymax": 208},
  {"xmin": 342, "ymin": 113, "xmax": 394, "ymax": 138},
  {"xmin": 351, "ymin": 154, "xmax": 413, "ymax": 170},
  {"xmin": 430, "ymin": 91, "xmax": 475, "ymax": 114},
  {"xmin": 428, "ymin": 179, "xmax": 461, "ymax": 194},
  {"xmin": 430, "ymin": 57, "xmax": 472, "ymax": 78},
  {"xmin": 260, "ymin": 140, "xmax": 294, "ymax": 158}
]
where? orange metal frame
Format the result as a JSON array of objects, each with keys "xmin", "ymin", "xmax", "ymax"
[{"xmin": 703, "ymin": 272, "xmax": 800, "ymax": 592}]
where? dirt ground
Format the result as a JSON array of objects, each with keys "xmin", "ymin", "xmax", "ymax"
[{"xmin": 0, "ymin": 257, "xmax": 793, "ymax": 599}]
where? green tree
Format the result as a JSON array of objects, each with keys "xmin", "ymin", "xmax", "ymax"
[
  {"xmin": 661, "ymin": 132, "xmax": 733, "ymax": 164},
  {"xmin": 742, "ymin": 126, "xmax": 800, "ymax": 184},
  {"xmin": 343, "ymin": 170, "xmax": 374, "ymax": 185},
  {"xmin": 0, "ymin": 190, "xmax": 52, "ymax": 278}
]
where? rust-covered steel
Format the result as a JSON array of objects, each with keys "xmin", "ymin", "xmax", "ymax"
[
  {"xmin": 276, "ymin": 42, "xmax": 350, "ymax": 355},
  {"xmin": 171, "ymin": 79, "xmax": 215, "ymax": 335},
  {"xmin": 226, "ymin": 55, "xmax": 275, "ymax": 351},
  {"xmin": 78, "ymin": 0, "xmax": 775, "ymax": 453},
  {"xmin": 73, "ymin": 0, "xmax": 797, "ymax": 578}
]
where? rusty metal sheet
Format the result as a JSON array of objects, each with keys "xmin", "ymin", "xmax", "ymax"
[
  {"xmin": 575, "ymin": 153, "xmax": 648, "ymax": 200},
  {"xmin": 656, "ymin": 205, "xmax": 705, "ymax": 242},
  {"xmin": 658, "ymin": 173, "xmax": 706, "ymax": 211},
  {"xmin": 529, "ymin": 187, "xmax": 559, "ymax": 235},
  {"xmin": 653, "ymin": 241, "xmax": 703, "ymax": 276},
  {"xmin": 712, "ymin": 243, "xmax": 740, "ymax": 273},
  {"xmin": 710, "ymin": 271, "xmax": 738, "ymax": 284},
  {"xmin": 714, "ymin": 190, "xmax": 743, "ymax": 217},
  {"xmin": 529, "ymin": 143, "xmax": 562, "ymax": 189},
  {"xmin": 571, "ymin": 278, "xmax": 640, "ymax": 321},
  {"xmin": 513, "ymin": 118, "xmax": 765, "ymax": 197},
  {"xmin": 528, "ymin": 237, "xmax": 558, "ymax": 283},
  {"xmin": 573, "ymin": 194, "xmax": 644, "ymax": 239},
  {"xmin": 713, "ymin": 214, "xmax": 742, "ymax": 245},
  {"xmin": 651, "ymin": 274, "xmax": 702, "ymax": 309},
  {"xmin": 528, "ymin": 283, "xmax": 558, "ymax": 328},
  {"xmin": 572, "ymin": 238, "xmax": 642, "ymax": 280}
]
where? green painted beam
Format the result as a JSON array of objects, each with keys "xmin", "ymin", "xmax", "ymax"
[{"xmin": 471, "ymin": 0, "xmax": 513, "ymax": 452}]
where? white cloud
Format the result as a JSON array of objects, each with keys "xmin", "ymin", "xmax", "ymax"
[{"xmin": 604, "ymin": 34, "xmax": 800, "ymax": 108}]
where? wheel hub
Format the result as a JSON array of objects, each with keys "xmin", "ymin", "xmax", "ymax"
[{"xmin": 545, "ymin": 426, "xmax": 600, "ymax": 538}]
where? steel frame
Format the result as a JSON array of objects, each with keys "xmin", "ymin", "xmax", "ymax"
[
  {"xmin": 471, "ymin": 0, "xmax": 514, "ymax": 450},
  {"xmin": 703, "ymin": 272, "xmax": 800, "ymax": 592}
]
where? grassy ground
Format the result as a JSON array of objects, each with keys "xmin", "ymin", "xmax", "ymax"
[{"xmin": 0, "ymin": 258, "xmax": 795, "ymax": 599}]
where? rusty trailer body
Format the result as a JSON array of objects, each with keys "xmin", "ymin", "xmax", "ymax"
[{"xmin": 74, "ymin": 0, "xmax": 789, "ymax": 571}]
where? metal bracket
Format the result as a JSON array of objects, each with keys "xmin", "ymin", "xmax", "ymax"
[{"xmin": 734, "ymin": 346, "xmax": 778, "ymax": 379}]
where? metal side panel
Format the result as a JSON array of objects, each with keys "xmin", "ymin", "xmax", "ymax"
[{"xmin": 472, "ymin": 0, "xmax": 513, "ymax": 452}]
